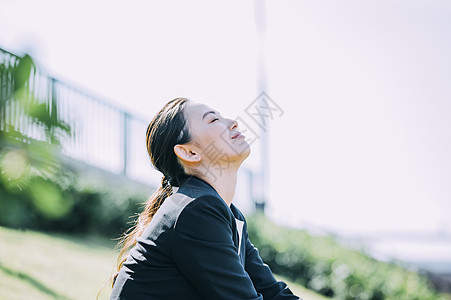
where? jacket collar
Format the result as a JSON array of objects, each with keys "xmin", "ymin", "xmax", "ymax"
[
  {"xmin": 177, "ymin": 175, "xmax": 240, "ymax": 214},
  {"xmin": 177, "ymin": 175, "xmax": 222, "ymax": 200}
]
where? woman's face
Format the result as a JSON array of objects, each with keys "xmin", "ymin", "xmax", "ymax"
[{"xmin": 178, "ymin": 100, "xmax": 250, "ymax": 171}]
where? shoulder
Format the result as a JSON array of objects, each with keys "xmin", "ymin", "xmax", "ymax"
[
  {"xmin": 171, "ymin": 195, "xmax": 236, "ymax": 244},
  {"xmin": 175, "ymin": 195, "xmax": 233, "ymax": 227}
]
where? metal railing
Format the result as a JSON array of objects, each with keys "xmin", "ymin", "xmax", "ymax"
[{"xmin": 1, "ymin": 47, "xmax": 152, "ymax": 183}]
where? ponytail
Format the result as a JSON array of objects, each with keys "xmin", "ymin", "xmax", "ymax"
[{"xmin": 111, "ymin": 176, "xmax": 173, "ymax": 286}]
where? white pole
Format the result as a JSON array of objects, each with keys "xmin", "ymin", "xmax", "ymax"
[{"xmin": 254, "ymin": 0, "xmax": 268, "ymax": 213}]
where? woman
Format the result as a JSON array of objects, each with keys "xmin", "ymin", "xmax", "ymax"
[{"xmin": 110, "ymin": 97, "xmax": 300, "ymax": 299}]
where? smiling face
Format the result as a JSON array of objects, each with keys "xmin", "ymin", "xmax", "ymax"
[{"xmin": 174, "ymin": 100, "xmax": 250, "ymax": 175}]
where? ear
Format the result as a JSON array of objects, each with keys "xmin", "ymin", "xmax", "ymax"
[{"xmin": 174, "ymin": 144, "xmax": 201, "ymax": 163}]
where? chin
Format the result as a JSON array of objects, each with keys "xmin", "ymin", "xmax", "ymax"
[{"xmin": 239, "ymin": 144, "xmax": 251, "ymax": 162}]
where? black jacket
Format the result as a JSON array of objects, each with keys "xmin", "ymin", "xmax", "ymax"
[{"xmin": 110, "ymin": 175, "xmax": 300, "ymax": 300}]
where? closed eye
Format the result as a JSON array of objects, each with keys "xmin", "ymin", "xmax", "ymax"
[{"xmin": 210, "ymin": 118, "xmax": 218, "ymax": 123}]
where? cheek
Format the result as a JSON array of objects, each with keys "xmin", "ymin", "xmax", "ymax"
[{"xmin": 197, "ymin": 127, "xmax": 231, "ymax": 152}]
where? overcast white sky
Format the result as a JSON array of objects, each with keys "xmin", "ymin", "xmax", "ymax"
[{"xmin": 1, "ymin": 0, "xmax": 450, "ymax": 243}]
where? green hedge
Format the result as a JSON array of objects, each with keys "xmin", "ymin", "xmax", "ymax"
[
  {"xmin": 247, "ymin": 213, "xmax": 443, "ymax": 300},
  {"xmin": 0, "ymin": 175, "xmax": 147, "ymax": 238}
]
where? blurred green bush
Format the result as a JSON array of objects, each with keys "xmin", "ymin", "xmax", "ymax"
[
  {"xmin": 247, "ymin": 213, "xmax": 443, "ymax": 300},
  {"xmin": 0, "ymin": 175, "xmax": 147, "ymax": 237},
  {"xmin": 1, "ymin": 52, "xmax": 71, "ymax": 222},
  {"xmin": 0, "ymin": 180, "xmax": 147, "ymax": 240}
]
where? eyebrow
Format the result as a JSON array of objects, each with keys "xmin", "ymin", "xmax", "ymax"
[{"xmin": 202, "ymin": 110, "xmax": 217, "ymax": 120}]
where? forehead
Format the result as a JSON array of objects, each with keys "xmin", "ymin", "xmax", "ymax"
[{"xmin": 184, "ymin": 101, "xmax": 216, "ymax": 122}]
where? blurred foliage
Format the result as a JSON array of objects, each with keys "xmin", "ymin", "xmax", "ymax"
[
  {"xmin": 0, "ymin": 161, "xmax": 147, "ymax": 237},
  {"xmin": 0, "ymin": 52, "xmax": 74, "ymax": 225},
  {"xmin": 247, "ymin": 214, "xmax": 446, "ymax": 300}
]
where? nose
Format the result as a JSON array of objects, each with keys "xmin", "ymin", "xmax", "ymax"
[{"xmin": 230, "ymin": 119, "xmax": 238, "ymax": 130}]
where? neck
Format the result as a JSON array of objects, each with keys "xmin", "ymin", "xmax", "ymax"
[{"xmin": 195, "ymin": 165, "xmax": 239, "ymax": 207}]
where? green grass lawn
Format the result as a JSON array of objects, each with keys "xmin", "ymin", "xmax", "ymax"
[
  {"xmin": 0, "ymin": 226, "xmax": 117, "ymax": 300},
  {"xmin": 0, "ymin": 226, "xmax": 328, "ymax": 300}
]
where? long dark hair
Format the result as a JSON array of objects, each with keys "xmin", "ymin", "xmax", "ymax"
[{"xmin": 111, "ymin": 97, "xmax": 192, "ymax": 285}]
